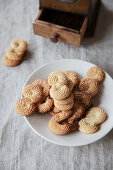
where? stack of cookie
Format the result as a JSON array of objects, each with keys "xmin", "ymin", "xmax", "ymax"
[
  {"xmin": 47, "ymin": 71, "xmax": 80, "ymax": 135},
  {"xmin": 48, "ymin": 71, "xmax": 79, "ymax": 111},
  {"xmin": 2, "ymin": 39, "xmax": 27, "ymax": 67}
]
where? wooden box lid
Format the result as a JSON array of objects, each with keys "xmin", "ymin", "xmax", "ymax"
[{"xmin": 40, "ymin": 0, "xmax": 91, "ymax": 15}]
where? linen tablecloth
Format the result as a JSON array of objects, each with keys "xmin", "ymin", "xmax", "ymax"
[{"xmin": 0, "ymin": 0, "xmax": 113, "ymax": 169}]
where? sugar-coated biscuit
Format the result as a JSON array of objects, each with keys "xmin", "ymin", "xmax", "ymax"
[
  {"xmin": 86, "ymin": 66, "xmax": 105, "ymax": 83},
  {"xmin": 86, "ymin": 107, "xmax": 107, "ymax": 125},
  {"xmin": 54, "ymin": 101, "xmax": 74, "ymax": 111},
  {"xmin": 37, "ymin": 97, "xmax": 54, "ymax": 113},
  {"xmin": 54, "ymin": 93, "xmax": 74, "ymax": 105},
  {"xmin": 32, "ymin": 79, "xmax": 50, "ymax": 99},
  {"xmin": 48, "ymin": 71, "xmax": 67, "ymax": 86},
  {"xmin": 79, "ymin": 78, "xmax": 99, "ymax": 97},
  {"xmin": 6, "ymin": 48, "xmax": 23, "ymax": 60},
  {"xmin": 11, "ymin": 39, "xmax": 27, "ymax": 52},
  {"xmin": 2, "ymin": 56, "xmax": 20, "ymax": 67},
  {"xmin": 63, "ymin": 71, "xmax": 79, "ymax": 88},
  {"xmin": 50, "ymin": 84, "xmax": 70, "ymax": 100},
  {"xmin": 74, "ymin": 91, "xmax": 92, "ymax": 109},
  {"xmin": 79, "ymin": 118, "xmax": 100, "ymax": 134},
  {"xmin": 22, "ymin": 84, "xmax": 43, "ymax": 103},
  {"xmin": 48, "ymin": 110, "xmax": 72, "ymax": 135},
  {"xmin": 15, "ymin": 98, "xmax": 36, "ymax": 116}
]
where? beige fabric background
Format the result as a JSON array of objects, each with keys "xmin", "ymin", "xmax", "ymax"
[{"xmin": 0, "ymin": 0, "xmax": 113, "ymax": 170}]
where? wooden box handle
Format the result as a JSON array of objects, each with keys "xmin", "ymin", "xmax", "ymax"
[{"xmin": 51, "ymin": 33, "xmax": 59, "ymax": 43}]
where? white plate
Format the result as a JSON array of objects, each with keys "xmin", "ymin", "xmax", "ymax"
[{"xmin": 23, "ymin": 59, "xmax": 113, "ymax": 146}]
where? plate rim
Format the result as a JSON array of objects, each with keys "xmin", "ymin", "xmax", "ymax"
[{"xmin": 23, "ymin": 59, "xmax": 113, "ymax": 146}]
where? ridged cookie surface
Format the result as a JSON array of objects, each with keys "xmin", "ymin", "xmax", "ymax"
[
  {"xmin": 79, "ymin": 78, "xmax": 99, "ymax": 97},
  {"xmin": 79, "ymin": 118, "xmax": 100, "ymax": 134},
  {"xmin": 86, "ymin": 66, "xmax": 105, "ymax": 83},
  {"xmin": 50, "ymin": 84, "xmax": 70, "ymax": 100},
  {"xmin": 48, "ymin": 110, "xmax": 72, "ymax": 135},
  {"xmin": 48, "ymin": 71, "xmax": 67, "ymax": 86},
  {"xmin": 15, "ymin": 98, "xmax": 36, "ymax": 116},
  {"xmin": 22, "ymin": 84, "xmax": 43, "ymax": 103},
  {"xmin": 86, "ymin": 107, "xmax": 107, "ymax": 125}
]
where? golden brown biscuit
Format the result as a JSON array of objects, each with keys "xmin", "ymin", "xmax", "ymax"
[
  {"xmin": 66, "ymin": 79, "xmax": 74, "ymax": 91},
  {"xmin": 54, "ymin": 93, "xmax": 74, "ymax": 105},
  {"xmin": 11, "ymin": 39, "xmax": 27, "ymax": 53},
  {"xmin": 37, "ymin": 97, "xmax": 54, "ymax": 113},
  {"xmin": 68, "ymin": 102, "xmax": 84, "ymax": 123},
  {"xmin": 50, "ymin": 84, "xmax": 70, "ymax": 100},
  {"xmin": 78, "ymin": 118, "xmax": 100, "ymax": 134},
  {"xmin": 54, "ymin": 101, "xmax": 74, "ymax": 111},
  {"xmin": 48, "ymin": 110, "xmax": 72, "ymax": 135},
  {"xmin": 22, "ymin": 84, "xmax": 43, "ymax": 103},
  {"xmin": 6, "ymin": 48, "xmax": 22, "ymax": 60},
  {"xmin": 15, "ymin": 98, "xmax": 36, "ymax": 116},
  {"xmin": 79, "ymin": 78, "xmax": 99, "ymax": 97},
  {"xmin": 32, "ymin": 79, "xmax": 50, "ymax": 99},
  {"xmin": 48, "ymin": 111, "xmax": 58, "ymax": 116},
  {"xmin": 86, "ymin": 66, "xmax": 105, "ymax": 83},
  {"xmin": 63, "ymin": 71, "xmax": 79, "ymax": 88},
  {"xmin": 48, "ymin": 71, "xmax": 67, "ymax": 86},
  {"xmin": 2, "ymin": 56, "xmax": 20, "ymax": 67},
  {"xmin": 48, "ymin": 106, "xmax": 61, "ymax": 116},
  {"xmin": 61, "ymin": 119, "xmax": 79, "ymax": 132},
  {"xmin": 53, "ymin": 106, "xmax": 61, "ymax": 113},
  {"xmin": 86, "ymin": 107, "xmax": 107, "ymax": 125},
  {"xmin": 74, "ymin": 91, "xmax": 92, "ymax": 109}
]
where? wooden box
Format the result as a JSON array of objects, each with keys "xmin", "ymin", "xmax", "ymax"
[{"xmin": 33, "ymin": 0, "xmax": 100, "ymax": 47}]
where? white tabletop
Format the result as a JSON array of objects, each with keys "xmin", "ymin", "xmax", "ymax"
[{"xmin": 0, "ymin": 0, "xmax": 113, "ymax": 170}]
